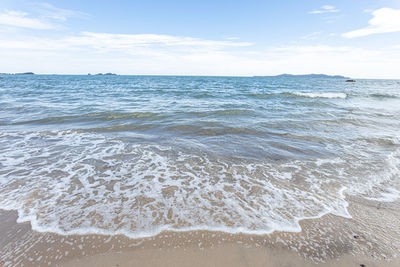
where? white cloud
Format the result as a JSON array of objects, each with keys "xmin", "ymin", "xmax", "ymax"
[
  {"xmin": 70, "ymin": 32, "xmax": 252, "ymax": 49},
  {"xmin": 225, "ymin": 37, "xmax": 240, "ymax": 40},
  {"xmin": 309, "ymin": 5, "xmax": 339, "ymax": 14},
  {"xmin": 31, "ymin": 2, "xmax": 88, "ymax": 21},
  {"xmin": 0, "ymin": 32, "xmax": 252, "ymax": 54},
  {"xmin": 300, "ymin": 31, "xmax": 321, "ymax": 40},
  {"xmin": 0, "ymin": 31, "xmax": 399, "ymax": 78},
  {"xmin": 0, "ymin": 3, "xmax": 85, "ymax": 30},
  {"xmin": 0, "ymin": 10, "xmax": 53, "ymax": 29},
  {"xmin": 343, "ymin": 8, "xmax": 400, "ymax": 38}
]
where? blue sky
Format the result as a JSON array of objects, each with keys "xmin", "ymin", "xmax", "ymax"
[{"xmin": 0, "ymin": 0, "xmax": 400, "ymax": 78}]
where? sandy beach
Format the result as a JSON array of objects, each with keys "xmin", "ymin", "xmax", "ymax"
[
  {"xmin": 1, "ymin": 195, "xmax": 399, "ymax": 267},
  {"xmin": 2, "ymin": 76, "xmax": 400, "ymax": 267},
  {"xmin": 2, "ymin": 0, "xmax": 400, "ymax": 266}
]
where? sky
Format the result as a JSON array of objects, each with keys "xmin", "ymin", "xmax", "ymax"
[{"xmin": 0, "ymin": 0, "xmax": 400, "ymax": 78}]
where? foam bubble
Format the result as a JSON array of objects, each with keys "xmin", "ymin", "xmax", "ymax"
[
  {"xmin": 292, "ymin": 92, "xmax": 347, "ymax": 99},
  {"xmin": 364, "ymin": 188, "xmax": 400, "ymax": 202},
  {"xmin": 0, "ymin": 130, "xmax": 399, "ymax": 239}
]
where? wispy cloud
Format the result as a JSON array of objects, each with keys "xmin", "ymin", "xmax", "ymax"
[
  {"xmin": 0, "ymin": 10, "xmax": 54, "ymax": 30},
  {"xmin": 30, "ymin": 2, "xmax": 88, "ymax": 21},
  {"xmin": 71, "ymin": 32, "xmax": 252, "ymax": 50},
  {"xmin": 300, "ymin": 31, "xmax": 321, "ymax": 40},
  {"xmin": 1, "ymin": 30, "xmax": 398, "ymax": 78},
  {"xmin": 225, "ymin": 37, "xmax": 240, "ymax": 40},
  {"xmin": 0, "ymin": 32, "xmax": 253, "ymax": 55},
  {"xmin": 0, "ymin": 3, "xmax": 86, "ymax": 30},
  {"xmin": 0, "ymin": 3, "xmax": 399, "ymax": 78},
  {"xmin": 309, "ymin": 5, "xmax": 339, "ymax": 14},
  {"xmin": 271, "ymin": 45, "xmax": 364, "ymax": 54},
  {"xmin": 343, "ymin": 8, "xmax": 400, "ymax": 38}
]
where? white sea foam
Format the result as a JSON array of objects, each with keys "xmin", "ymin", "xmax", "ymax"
[
  {"xmin": 293, "ymin": 92, "xmax": 347, "ymax": 99},
  {"xmin": 0, "ymin": 130, "xmax": 398, "ymax": 239},
  {"xmin": 364, "ymin": 188, "xmax": 400, "ymax": 202},
  {"xmin": 346, "ymin": 148, "xmax": 400, "ymax": 201}
]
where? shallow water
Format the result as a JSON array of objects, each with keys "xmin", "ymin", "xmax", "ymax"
[{"xmin": 0, "ymin": 75, "xmax": 399, "ymax": 238}]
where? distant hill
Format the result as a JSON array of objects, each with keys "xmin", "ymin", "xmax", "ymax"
[
  {"xmin": 256, "ymin": 74, "xmax": 350, "ymax": 79},
  {"xmin": 92, "ymin": 73, "xmax": 117, "ymax": 76},
  {"xmin": 0, "ymin": 72, "xmax": 35, "ymax": 75},
  {"xmin": 16, "ymin": 72, "xmax": 35, "ymax": 75}
]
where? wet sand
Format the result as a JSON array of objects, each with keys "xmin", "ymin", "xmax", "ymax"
[
  {"xmin": 61, "ymin": 245, "xmax": 400, "ymax": 267},
  {"xmin": 1, "ymin": 196, "xmax": 400, "ymax": 267}
]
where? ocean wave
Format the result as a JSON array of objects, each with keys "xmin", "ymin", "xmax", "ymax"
[
  {"xmin": 369, "ymin": 93, "xmax": 398, "ymax": 99},
  {"xmin": 247, "ymin": 92, "xmax": 348, "ymax": 99},
  {"xmin": 1, "ymin": 130, "xmax": 399, "ymax": 239},
  {"xmin": 213, "ymin": 109, "xmax": 254, "ymax": 116},
  {"xmin": 0, "ymin": 130, "xmax": 355, "ymax": 238},
  {"xmin": 164, "ymin": 124, "xmax": 262, "ymax": 136},
  {"xmin": 10, "ymin": 111, "xmax": 165, "ymax": 125},
  {"xmin": 290, "ymin": 92, "xmax": 347, "ymax": 99},
  {"xmin": 364, "ymin": 188, "xmax": 400, "ymax": 202},
  {"xmin": 193, "ymin": 93, "xmax": 214, "ymax": 98},
  {"xmin": 246, "ymin": 93, "xmax": 276, "ymax": 98},
  {"xmin": 249, "ymin": 90, "xmax": 400, "ymax": 101},
  {"xmin": 186, "ymin": 109, "xmax": 254, "ymax": 118}
]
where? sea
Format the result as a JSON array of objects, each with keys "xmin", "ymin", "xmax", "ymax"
[{"xmin": 0, "ymin": 74, "xmax": 399, "ymax": 239}]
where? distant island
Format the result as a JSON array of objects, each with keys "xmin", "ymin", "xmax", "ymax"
[
  {"xmin": 255, "ymin": 74, "xmax": 350, "ymax": 79},
  {"xmin": 88, "ymin": 73, "xmax": 118, "ymax": 76},
  {"xmin": 0, "ymin": 73, "xmax": 353, "ymax": 79},
  {"xmin": 18, "ymin": 72, "xmax": 35, "ymax": 75},
  {"xmin": 0, "ymin": 72, "xmax": 35, "ymax": 75}
]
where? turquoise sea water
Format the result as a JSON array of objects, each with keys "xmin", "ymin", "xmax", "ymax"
[{"xmin": 0, "ymin": 75, "xmax": 399, "ymax": 237}]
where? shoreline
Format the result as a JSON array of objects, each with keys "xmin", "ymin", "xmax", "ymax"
[{"xmin": 1, "ymin": 196, "xmax": 400, "ymax": 266}]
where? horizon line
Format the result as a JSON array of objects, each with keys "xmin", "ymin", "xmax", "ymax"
[{"xmin": 1, "ymin": 72, "xmax": 399, "ymax": 80}]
